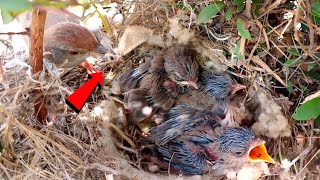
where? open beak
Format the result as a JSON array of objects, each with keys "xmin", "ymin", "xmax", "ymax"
[
  {"xmin": 230, "ymin": 83, "xmax": 246, "ymax": 95},
  {"xmin": 188, "ymin": 81, "xmax": 198, "ymax": 89},
  {"xmin": 247, "ymin": 139, "xmax": 276, "ymax": 164}
]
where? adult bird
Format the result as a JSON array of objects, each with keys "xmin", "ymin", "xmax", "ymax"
[
  {"xmin": 43, "ymin": 22, "xmax": 110, "ymax": 74},
  {"xmin": 149, "ymin": 106, "xmax": 276, "ymax": 175}
]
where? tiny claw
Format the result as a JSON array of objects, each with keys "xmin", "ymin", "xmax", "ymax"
[{"xmin": 81, "ymin": 60, "xmax": 100, "ymax": 74}]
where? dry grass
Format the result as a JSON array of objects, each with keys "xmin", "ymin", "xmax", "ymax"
[{"xmin": 0, "ymin": 0, "xmax": 319, "ymax": 179}]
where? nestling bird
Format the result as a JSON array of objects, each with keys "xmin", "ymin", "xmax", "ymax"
[
  {"xmin": 119, "ymin": 46, "xmax": 199, "ymax": 92},
  {"xmin": 43, "ymin": 22, "xmax": 109, "ymax": 74},
  {"xmin": 149, "ymin": 106, "xmax": 276, "ymax": 175},
  {"xmin": 119, "ymin": 46, "xmax": 200, "ymax": 123},
  {"xmin": 176, "ymin": 71, "xmax": 246, "ymax": 126}
]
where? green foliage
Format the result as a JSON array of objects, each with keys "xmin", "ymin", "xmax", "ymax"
[
  {"xmin": 232, "ymin": 0, "xmax": 245, "ymax": 13},
  {"xmin": 287, "ymin": 81, "xmax": 293, "ymax": 93},
  {"xmin": 312, "ymin": 2, "xmax": 320, "ymax": 17},
  {"xmin": 304, "ymin": 71, "xmax": 320, "ymax": 81},
  {"xmin": 312, "ymin": 2, "xmax": 320, "ymax": 25},
  {"xmin": 0, "ymin": 0, "xmax": 32, "ymax": 24},
  {"xmin": 0, "ymin": 0, "xmax": 32, "ymax": 11},
  {"xmin": 197, "ymin": 2, "xmax": 225, "ymax": 24},
  {"xmin": 287, "ymin": 49, "xmax": 301, "ymax": 56},
  {"xmin": 315, "ymin": 116, "xmax": 320, "ymax": 128},
  {"xmin": 284, "ymin": 59, "xmax": 302, "ymax": 66},
  {"xmin": 292, "ymin": 97, "xmax": 320, "ymax": 121},
  {"xmin": 236, "ymin": 18, "xmax": 252, "ymax": 40},
  {"xmin": 1, "ymin": 10, "xmax": 14, "ymax": 24},
  {"xmin": 236, "ymin": 40, "xmax": 243, "ymax": 60},
  {"xmin": 236, "ymin": 3, "xmax": 244, "ymax": 13},
  {"xmin": 225, "ymin": 9, "xmax": 233, "ymax": 21},
  {"xmin": 232, "ymin": 0, "xmax": 244, "ymax": 5},
  {"xmin": 34, "ymin": 0, "xmax": 69, "ymax": 9}
]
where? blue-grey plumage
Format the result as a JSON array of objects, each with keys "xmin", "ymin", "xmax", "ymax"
[
  {"xmin": 150, "ymin": 105, "xmax": 224, "ymax": 145},
  {"xmin": 151, "ymin": 118, "xmax": 275, "ymax": 175},
  {"xmin": 149, "ymin": 105, "xmax": 276, "ymax": 175},
  {"xmin": 200, "ymin": 71, "xmax": 233, "ymax": 100},
  {"xmin": 175, "ymin": 71, "xmax": 246, "ymax": 126},
  {"xmin": 118, "ymin": 58, "xmax": 151, "ymax": 92}
]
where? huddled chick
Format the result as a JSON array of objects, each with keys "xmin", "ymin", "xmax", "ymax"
[
  {"xmin": 117, "ymin": 45, "xmax": 276, "ymax": 177},
  {"xmin": 119, "ymin": 46, "xmax": 200, "ymax": 124},
  {"xmin": 149, "ymin": 107, "xmax": 276, "ymax": 175}
]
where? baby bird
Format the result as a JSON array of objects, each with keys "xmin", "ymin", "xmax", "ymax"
[
  {"xmin": 43, "ymin": 22, "xmax": 109, "ymax": 73},
  {"xmin": 149, "ymin": 107, "xmax": 276, "ymax": 175},
  {"xmin": 119, "ymin": 46, "xmax": 200, "ymax": 124},
  {"xmin": 163, "ymin": 46, "xmax": 199, "ymax": 89},
  {"xmin": 176, "ymin": 71, "xmax": 246, "ymax": 126},
  {"xmin": 119, "ymin": 46, "xmax": 199, "ymax": 92}
]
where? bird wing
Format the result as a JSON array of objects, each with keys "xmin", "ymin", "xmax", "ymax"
[
  {"xmin": 118, "ymin": 58, "xmax": 151, "ymax": 92},
  {"xmin": 150, "ymin": 105, "xmax": 222, "ymax": 145},
  {"xmin": 157, "ymin": 139, "xmax": 207, "ymax": 175}
]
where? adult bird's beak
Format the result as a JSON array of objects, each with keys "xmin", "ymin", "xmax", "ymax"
[
  {"xmin": 230, "ymin": 83, "xmax": 246, "ymax": 95},
  {"xmin": 188, "ymin": 81, "xmax": 198, "ymax": 89},
  {"xmin": 94, "ymin": 44, "xmax": 111, "ymax": 54},
  {"xmin": 247, "ymin": 139, "xmax": 276, "ymax": 164}
]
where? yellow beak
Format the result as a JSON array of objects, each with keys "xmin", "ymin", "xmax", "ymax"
[
  {"xmin": 188, "ymin": 81, "xmax": 198, "ymax": 89},
  {"xmin": 247, "ymin": 139, "xmax": 276, "ymax": 164}
]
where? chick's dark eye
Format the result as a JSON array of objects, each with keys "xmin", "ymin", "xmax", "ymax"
[
  {"xmin": 234, "ymin": 151, "xmax": 244, "ymax": 156},
  {"xmin": 174, "ymin": 74, "xmax": 182, "ymax": 81},
  {"xmin": 69, "ymin": 51, "xmax": 80, "ymax": 55}
]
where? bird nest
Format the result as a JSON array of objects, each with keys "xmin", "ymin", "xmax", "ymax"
[{"xmin": 0, "ymin": 1, "xmax": 319, "ymax": 179}]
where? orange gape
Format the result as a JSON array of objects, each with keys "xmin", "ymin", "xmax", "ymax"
[{"xmin": 147, "ymin": 105, "xmax": 276, "ymax": 176}]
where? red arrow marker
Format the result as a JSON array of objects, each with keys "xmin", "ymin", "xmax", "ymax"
[{"xmin": 66, "ymin": 72, "xmax": 103, "ymax": 113}]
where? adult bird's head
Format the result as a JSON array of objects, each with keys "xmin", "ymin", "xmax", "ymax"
[
  {"xmin": 43, "ymin": 22, "xmax": 108, "ymax": 68},
  {"xmin": 218, "ymin": 127, "xmax": 276, "ymax": 164},
  {"xmin": 201, "ymin": 72, "xmax": 246, "ymax": 100},
  {"xmin": 164, "ymin": 47, "xmax": 199, "ymax": 89}
]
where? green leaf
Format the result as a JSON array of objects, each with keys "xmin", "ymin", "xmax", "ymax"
[
  {"xmin": 225, "ymin": 9, "xmax": 233, "ymax": 21},
  {"xmin": 304, "ymin": 71, "xmax": 320, "ymax": 81},
  {"xmin": 232, "ymin": 0, "xmax": 245, "ymax": 5},
  {"xmin": 313, "ymin": 15, "xmax": 320, "ymax": 25},
  {"xmin": 0, "ymin": 0, "xmax": 32, "ymax": 11},
  {"xmin": 252, "ymin": 0, "xmax": 262, "ymax": 5},
  {"xmin": 236, "ymin": 18, "xmax": 251, "ymax": 40},
  {"xmin": 287, "ymin": 49, "xmax": 301, "ymax": 56},
  {"xmin": 197, "ymin": 2, "xmax": 225, "ymax": 24},
  {"xmin": 292, "ymin": 97, "xmax": 320, "ymax": 121},
  {"xmin": 236, "ymin": 3, "xmax": 245, "ymax": 13},
  {"xmin": 34, "ymin": 0, "xmax": 69, "ymax": 8},
  {"xmin": 284, "ymin": 59, "xmax": 301, "ymax": 66},
  {"xmin": 314, "ymin": 116, "xmax": 320, "ymax": 128},
  {"xmin": 287, "ymin": 81, "xmax": 293, "ymax": 93},
  {"xmin": 311, "ymin": 2, "xmax": 320, "ymax": 18},
  {"xmin": 236, "ymin": 40, "xmax": 243, "ymax": 60},
  {"xmin": 307, "ymin": 63, "xmax": 317, "ymax": 71},
  {"xmin": 0, "ymin": 10, "xmax": 14, "ymax": 24}
]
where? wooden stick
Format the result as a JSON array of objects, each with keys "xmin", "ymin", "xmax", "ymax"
[{"xmin": 29, "ymin": 7, "xmax": 48, "ymax": 126}]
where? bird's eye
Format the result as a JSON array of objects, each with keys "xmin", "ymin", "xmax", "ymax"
[
  {"xmin": 69, "ymin": 51, "xmax": 80, "ymax": 55},
  {"xmin": 174, "ymin": 74, "xmax": 182, "ymax": 81},
  {"xmin": 234, "ymin": 151, "xmax": 244, "ymax": 156}
]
